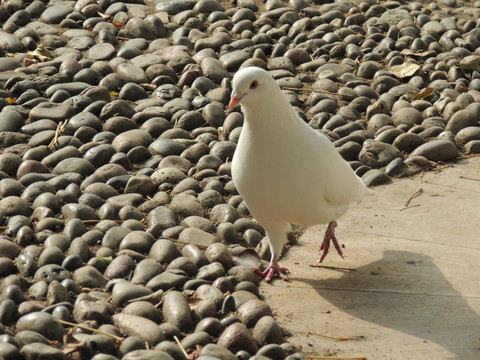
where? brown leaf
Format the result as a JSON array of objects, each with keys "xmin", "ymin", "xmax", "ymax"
[
  {"xmin": 62, "ymin": 333, "xmax": 89, "ymax": 355},
  {"xmin": 413, "ymin": 87, "xmax": 434, "ymax": 101},
  {"xmin": 389, "ymin": 61, "xmax": 420, "ymax": 78}
]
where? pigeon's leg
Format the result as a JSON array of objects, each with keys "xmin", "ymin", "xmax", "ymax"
[
  {"xmin": 318, "ymin": 221, "xmax": 344, "ymax": 263},
  {"xmin": 253, "ymin": 255, "xmax": 289, "ymax": 283}
]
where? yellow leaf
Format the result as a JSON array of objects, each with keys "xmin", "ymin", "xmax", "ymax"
[
  {"xmin": 26, "ymin": 45, "xmax": 51, "ymax": 62},
  {"xmin": 413, "ymin": 87, "xmax": 434, "ymax": 101},
  {"xmin": 389, "ymin": 61, "xmax": 420, "ymax": 78},
  {"xmin": 109, "ymin": 91, "xmax": 118, "ymax": 97},
  {"xmin": 5, "ymin": 97, "xmax": 16, "ymax": 104}
]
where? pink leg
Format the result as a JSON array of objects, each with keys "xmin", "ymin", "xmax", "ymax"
[
  {"xmin": 253, "ymin": 256, "xmax": 289, "ymax": 283},
  {"xmin": 318, "ymin": 221, "xmax": 344, "ymax": 263}
]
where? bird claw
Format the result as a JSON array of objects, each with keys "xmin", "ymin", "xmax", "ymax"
[
  {"xmin": 317, "ymin": 221, "xmax": 344, "ymax": 263},
  {"xmin": 253, "ymin": 265, "xmax": 289, "ymax": 283}
]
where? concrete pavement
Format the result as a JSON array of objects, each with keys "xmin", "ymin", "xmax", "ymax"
[{"xmin": 260, "ymin": 157, "xmax": 480, "ymax": 360}]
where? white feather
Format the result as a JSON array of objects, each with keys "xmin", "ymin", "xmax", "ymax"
[{"xmin": 231, "ymin": 67, "xmax": 369, "ymax": 259}]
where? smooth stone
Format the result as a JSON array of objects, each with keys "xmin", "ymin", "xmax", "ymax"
[
  {"xmin": 0, "ymin": 30, "xmax": 24, "ymax": 52},
  {"xmin": 0, "ymin": 196, "xmax": 30, "ymax": 216},
  {"xmin": 40, "ymin": 4, "xmax": 74, "ymax": 23},
  {"xmin": 455, "ymin": 127, "xmax": 480, "ymax": 144},
  {"xmin": 122, "ymin": 301, "xmax": 161, "ymax": 323},
  {"xmin": 33, "ymin": 264, "xmax": 70, "ymax": 283},
  {"xmin": 122, "ymin": 349, "xmax": 175, "ymax": 360},
  {"xmin": 111, "ymin": 281, "xmax": 152, "ymax": 307},
  {"xmin": 73, "ymin": 266, "xmax": 107, "ymax": 288},
  {"xmin": 149, "ymin": 239, "xmax": 181, "ymax": 264},
  {"xmin": 392, "ymin": 133, "xmax": 426, "ymax": 153},
  {"xmin": 361, "ymin": 169, "xmax": 392, "ymax": 186},
  {"xmin": 131, "ymin": 259, "xmax": 164, "ymax": 285},
  {"xmin": 196, "ymin": 262, "xmax": 226, "ymax": 281},
  {"xmin": 391, "ymin": 107, "xmax": 423, "ymax": 127},
  {"xmin": 146, "ymin": 206, "xmax": 178, "ymax": 229},
  {"xmin": 88, "ymin": 43, "xmax": 117, "ymax": 61},
  {"xmin": 464, "ymin": 140, "xmax": 480, "ymax": 154},
  {"xmin": 196, "ymin": 284, "xmax": 225, "ymax": 309},
  {"xmin": 217, "ymin": 322, "xmax": 259, "ymax": 355},
  {"xmin": 237, "ymin": 299, "xmax": 273, "ymax": 328},
  {"xmin": 445, "ymin": 109, "xmax": 477, "ymax": 134},
  {"xmin": 162, "ymin": 291, "xmax": 193, "ymax": 332},
  {"xmin": 20, "ymin": 342, "xmax": 68, "ymax": 360},
  {"xmin": 16, "ymin": 312, "xmax": 64, "ymax": 340},
  {"xmin": 112, "ymin": 129, "xmax": 154, "ymax": 153},
  {"xmin": 104, "ymin": 254, "xmax": 135, "ymax": 280},
  {"xmin": 0, "ymin": 342, "xmax": 21, "ymax": 359},
  {"xmin": 73, "ymin": 295, "xmax": 114, "ymax": 323},
  {"xmin": 252, "ymin": 315, "xmax": 283, "ymax": 346},
  {"xmin": 120, "ymin": 231, "xmax": 156, "ymax": 253},
  {"xmin": 113, "ymin": 313, "xmax": 165, "ymax": 346},
  {"xmin": 29, "ymin": 102, "xmax": 73, "ymax": 123},
  {"xmin": 116, "ymin": 63, "xmax": 149, "ymax": 83},
  {"xmin": 358, "ymin": 140, "xmax": 404, "ymax": 168},
  {"xmin": 146, "ymin": 271, "xmax": 189, "ymax": 292},
  {"xmin": 411, "ymin": 139, "xmax": 457, "ymax": 162},
  {"xmin": 53, "ymin": 158, "xmax": 94, "ymax": 177},
  {"xmin": 178, "ymin": 227, "xmax": 219, "ymax": 249}
]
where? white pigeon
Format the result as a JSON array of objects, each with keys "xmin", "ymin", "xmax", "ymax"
[{"xmin": 229, "ymin": 67, "xmax": 370, "ymax": 283}]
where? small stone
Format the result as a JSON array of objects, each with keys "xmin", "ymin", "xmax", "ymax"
[
  {"xmin": 113, "ymin": 313, "xmax": 165, "ymax": 346},
  {"xmin": 411, "ymin": 139, "xmax": 457, "ymax": 162},
  {"xmin": 361, "ymin": 169, "xmax": 392, "ymax": 186},
  {"xmin": 358, "ymin": 140, "xmax": 404, "ymax": 168},
  {"xmin": 162, "ymin": 291, "xmax": 193, "ymax": 332},
  {"xmin": 16, "ymin": 312, "xmax": 64, "ymax": 340},
  {"xmin": 217, "ymin": 322, "xmax": 259, "ymax": 355}
]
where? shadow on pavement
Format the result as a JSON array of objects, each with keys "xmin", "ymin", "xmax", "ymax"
[{"xmin": 296, "ymin": 250, "xmax": 480, "ymax": 360}]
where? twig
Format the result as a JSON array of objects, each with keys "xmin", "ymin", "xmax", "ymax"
[
  {"xmin": 404, "ymin": 188, "xmax": 423, "ymax": 207},
  {"xmin": 400, "ymin": 204, "xmax": 421, "ymax": 211},
  {"xmin": 458, "ymin": 153, "xmax": 480, "ymax": 159},
  {"xmin": 308, "ymin": 332, "xmax": 364, "ymax": 342},
  {"xmin": 127, "ymin": 288, "xmax": 165, "ymax": 303},
  {"xmin": 59, "ymin": 320, "xmax": 124, "ymax": 342},
  {"xmin": 282, "ymin": 87, "xmax": 352, "ymax": 97},
  {"xmin": 174, "ymin": 335, "xmax": 189, "ymax": 358},
  {"xmin": 168, "ymin": 238, "xmax": 209, "ymax": 249},
  {"xmin": 307, "ymin": 357, "xmax": 367, "ymax": 360},
  {"xmin": 309, "ymin": 264, "xmax": 356, "ymax": 271},
  {"xmin": 459, "ymin": 175, "xmax": 480, "ymax": 181}
]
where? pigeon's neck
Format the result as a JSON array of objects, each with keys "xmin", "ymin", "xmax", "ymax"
[{"xmin": 242, "ymin": 92, "xmax": 298, "ymax": 129}]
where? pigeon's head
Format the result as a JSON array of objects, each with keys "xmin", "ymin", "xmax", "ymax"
[{"xmin": 228, "ymin": 67, "xmax": 273, "ymax": 110}]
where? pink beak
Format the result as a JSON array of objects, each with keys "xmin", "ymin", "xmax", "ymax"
[{"xmin": 228, "ymin": 90, "xmax": 243, "ymax": 110}]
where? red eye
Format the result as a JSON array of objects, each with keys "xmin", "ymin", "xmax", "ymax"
[{"xmin": 249, "ymin": 80, "xmax": 258, "ymax": 89}]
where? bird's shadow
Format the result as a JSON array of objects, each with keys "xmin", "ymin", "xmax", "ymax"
[{"xmin": 293, "ymin": 250, "xmax": 480, "ymax": 360}]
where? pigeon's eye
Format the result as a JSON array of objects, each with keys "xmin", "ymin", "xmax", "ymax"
[{"xmin": 249, "ymin": 80, "xmax": 258, "ymax": 89}]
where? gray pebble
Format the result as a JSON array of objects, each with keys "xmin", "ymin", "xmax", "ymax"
[
  {"xmin": 113, "ymin": 313, "xmax": 165, "ymax": 346},
  {"xmin": 16, "ymin": 312, "xmax": 64, "ymax": 340},
  {"xmin": 411, "ymin": 139, "xmax": 457, "ymax": 162}
]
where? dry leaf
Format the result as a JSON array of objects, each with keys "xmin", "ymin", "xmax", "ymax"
[
  {"xmin": 26, "ymin": 45, "xmax": 51, "ymax": 62},
  {"xmin": 62, "ymin": 333, "xmax": 89, "ymax": 355},
  {"xmin": 413, "ymin": 87, "xmax": 434, "ymax": 101},
  {"xmin": 389, "ymin": 61, "xmax": 420, "ymax": 78},
  {"xmin": 5, "ymin": 97, "xmax": 16, "ymax": 104},
  {"xmin": 97, "ymin": 11, "xmax": 111, "ymax": 20},
  {"xmin": 186, "ymin": 297, "xmax": 204, "ymax": 310},
  {"xmin": 400, "ymin": 49, "xmax": 432, "ymax": 57},
  {"xmin": 370, "ymin": 267, "xmax": 382, "ymax": 275}
]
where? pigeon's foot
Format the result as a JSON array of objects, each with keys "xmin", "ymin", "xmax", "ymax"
[
  {"xmin": 253, "ymin": 257, "xmax": 289, "ymax": 283},
  {"xmin": 318, "ymin": 221, "xmax": 344, "ymax": 263}
]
